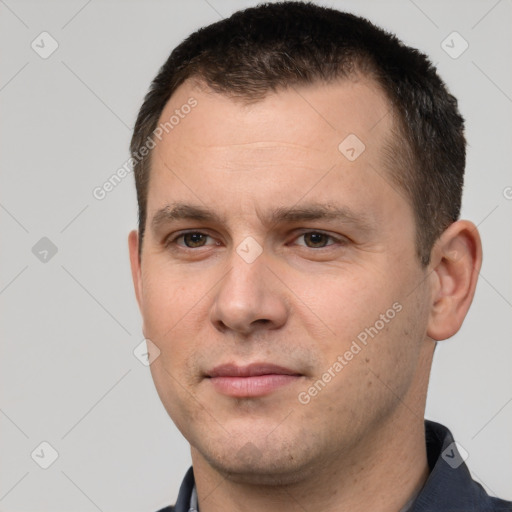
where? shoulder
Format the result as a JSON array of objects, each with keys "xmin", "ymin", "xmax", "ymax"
[
  {"xmin": 485, "ymin": 495, "xmax": 512, "ymax": 512},
  {"xmin": 422, "ymin": 420, "xmax": 512, "ymax": 511}
]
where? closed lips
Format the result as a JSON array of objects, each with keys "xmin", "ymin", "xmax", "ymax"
[
  {"xmin": 206, "ymin": 363, "xmax": 303, "ymax": 398},
  {"xmin": 207, "ymin": 363, "xmax": 301, "ymax": 378}
]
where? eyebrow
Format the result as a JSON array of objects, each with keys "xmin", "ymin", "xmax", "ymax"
[
  {"xmin": 151, "ymin": 203, "xmax": 224, "ymax": 232},
  {"xmin": 150, "ymin": 202, "xmax": 375, "ymax": 234}
]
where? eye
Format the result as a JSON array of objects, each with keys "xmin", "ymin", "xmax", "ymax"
[
  {"xmin": 172, "ymin": 232, "xmax": 214, "ymax": 248},
  {"xmin": 295, "ymin": 231, "xmax": 338, "ymax": 248}
]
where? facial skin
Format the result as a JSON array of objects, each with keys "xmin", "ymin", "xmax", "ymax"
[{"xmin": 129, "ymin": 76, "xmax": 482, "ymax": 512}]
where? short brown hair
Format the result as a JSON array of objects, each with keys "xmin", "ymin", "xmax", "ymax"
[{"xmin": 130, "ymin": 1, "xmax": 465, "ymax": 265}]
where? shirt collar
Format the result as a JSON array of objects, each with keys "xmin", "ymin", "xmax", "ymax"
[{"xmin": 188, "ymin": 485, "xmax": 199, "ymax": 512}]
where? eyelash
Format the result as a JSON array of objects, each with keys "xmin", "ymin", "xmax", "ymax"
[{"xmin": 165, "ymin": 230, "xmax": 346, "ymax": 250}]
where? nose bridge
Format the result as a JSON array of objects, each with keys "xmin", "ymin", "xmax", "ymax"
[
  {"xmin": 211, "ymin": 243, "xmax": 288, "ymax": 334},
  {"xmin": 220, "ymin": 247, "xmax": 268, "ymax": 312},
  {"xmin": 224, "ymin": 232, "xmax": 268, "ymax": 295}
]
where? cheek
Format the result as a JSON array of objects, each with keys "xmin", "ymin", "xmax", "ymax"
[
  {"xmin": 140, "ymin": 273, "xmax": 208, "ymax": 397},
  {"xmin": 149, "ymin": 358, "xmax": 203, "ymax": 441},
  {"xmin": 140, "ymin": 261, "xmax": 207, "ymax": 336},
  {"xmin": 289, "ymin": 265, "xmax": 403, "ymax": 350},
  {"xmin": 358, "ymin": 288, "xmax": 429, "ymax": 391},
  {"xmin": 305, "ymin": 294, "xmax": 428, "ymax": 436},
  {"xmin": 298, "ymin": 261, "xmax": 426, "ymax": 381}
]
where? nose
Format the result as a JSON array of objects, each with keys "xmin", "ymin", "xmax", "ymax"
[{"xmin": 210, "ymin": 251, "xmax": 289, "ymax": 336}]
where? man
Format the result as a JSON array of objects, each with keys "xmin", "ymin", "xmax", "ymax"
[{"xmin": 127, "ymin": 2, "xmax": 512, "ymax": 511}]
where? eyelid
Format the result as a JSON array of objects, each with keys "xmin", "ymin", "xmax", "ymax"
[
  {"xmin": 165, "ymin": 230, "xmax": 218, "ymax": 247},
  {"xmin": 290, "ymin": 229, "xmax": 348, "ymax": 247}
]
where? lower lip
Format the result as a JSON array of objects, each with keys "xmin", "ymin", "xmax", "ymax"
[{"xmin": 208, "ymin": 374, "xmax": 300, "ymax": 398}]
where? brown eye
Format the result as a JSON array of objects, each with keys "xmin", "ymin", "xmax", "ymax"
[
  {"xmin": 302, "ymin": 232, "xmax": 332, "ymax": 248},
  {"xmin": 181, "ymin": 232, "xmax": 208, "ymax": 248}
]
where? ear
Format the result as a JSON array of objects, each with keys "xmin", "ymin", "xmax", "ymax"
[
  {"xmin": 427, "ymin": 220, "xmax": 482, "ymax": 341},
  {"xmin": 128, "ymin": 230, "xmax": 143, "ymax": 311}
]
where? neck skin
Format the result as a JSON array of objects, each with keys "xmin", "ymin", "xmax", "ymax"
[{"xmin": 191, "ymin": 346, "xmax": 434, "ymax": 512}]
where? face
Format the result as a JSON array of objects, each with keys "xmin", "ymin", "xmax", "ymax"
[{"xmin": 129, "ymin": 77, "xmax": 433, "ymax": 484}]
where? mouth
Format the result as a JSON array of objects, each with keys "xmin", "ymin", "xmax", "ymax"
[{"xmin": 206, "ymin": 363, "xmax": 303, "ymax": 398}]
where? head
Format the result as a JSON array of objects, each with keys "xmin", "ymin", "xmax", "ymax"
[
  {"xmin": 131, "ymin": 2, "xmax": 466, "ymax": 267},
  {"xmin": 128, "ymin": 2, "xmax": 481, "ymax": 485}
]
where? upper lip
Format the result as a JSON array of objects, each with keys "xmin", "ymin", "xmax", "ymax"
[{"xmin": 207, "ymin": 363, "xmax": 301, "ymax": 378}]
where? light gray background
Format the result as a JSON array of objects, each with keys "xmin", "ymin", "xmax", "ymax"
[{"xmin": 1, "ymin": 0, "xmax": 511, "ymax": 510}]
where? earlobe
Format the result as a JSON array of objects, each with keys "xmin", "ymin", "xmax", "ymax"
[
  {"xmin": 426, "ymin": 220, "xmax": 482, "ymax": 341},
  {"xmin": 128, "ymin": 230, "xmax": 143, "ymax": 311}
]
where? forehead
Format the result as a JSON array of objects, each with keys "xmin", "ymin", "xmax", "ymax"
[
  {"xmin": 146, "ymin": 76, "xmax": 404, "ymax": 229},
  {"xmin": 155, "ymin": 75, "xmax": 392, "ymax": 159}
]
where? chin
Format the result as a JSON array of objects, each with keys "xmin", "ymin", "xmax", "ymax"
[
  {"xmin": 195, "ymin": 434, "xmax": 323, "ymax": 486},
  {"xmin": 210, "ymin": 457, "xmax": 318, "ymax": 486}
]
